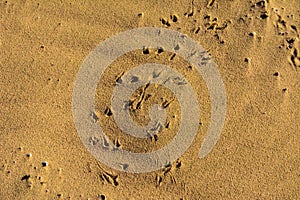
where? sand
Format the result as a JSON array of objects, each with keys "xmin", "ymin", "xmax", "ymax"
[{"xmin": 0, "ymin": 0, "xmax": 299, "ymax": 199}]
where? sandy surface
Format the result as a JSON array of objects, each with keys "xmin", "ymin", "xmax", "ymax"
[{"xmin": 1, "ymin": 0, "xmax": 299, "ymax": 199}]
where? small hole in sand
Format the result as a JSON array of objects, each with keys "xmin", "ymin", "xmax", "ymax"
[
  {"xmin": 142, "ymin": 48, "xmax": 150, "ymax": 54},
  {"xmin": 249, "ymin": 32, "xmax": 256, "ymax": 37},
  {"xmin": 204, "ymin": 15, "xmax": 210, "ymax": 20},
  {"xmin": 21, "ymin": 174, "xmax": 30, "ymax": 181},
  {"xmin": 244, "ymin": 58, "xmax": 250, "ymax": 63},
  {"xmin": 170, "ymin": 15, "xmax": 178, "ymax": 22},
  {"xmin": 169, "ymin": 53, "xmax": 176, "ymax": 60},
  {"xmin": 160, "ymin": 18, "xmax": 170, "ymax": 27},
  {"xmin": 104, "ymin": 107, "xmax": 113, "ymax": 117},
  {"xmin": 157, "ymin": 47, "xmax": 164, "ymax": 54},
  {"xmin": 42, "ymin": 161, "xmax": 48, "ymax": 167},
  {"xmin": 260, "ymin": 13, "xmax": 268, "ymax": 19},
  {"xmin": 282, "ymin": 88, "xmax": 287, "ymax": 92}
]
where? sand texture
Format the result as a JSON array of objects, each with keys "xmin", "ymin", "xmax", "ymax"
[{"xmin": 0, "ymin": 0, "xmax": 299, "ymax": 199}]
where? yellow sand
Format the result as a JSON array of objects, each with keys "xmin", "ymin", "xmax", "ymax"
[{"xmin": 0, "ymin": 0, "xmax": 299, "ymax": 199}]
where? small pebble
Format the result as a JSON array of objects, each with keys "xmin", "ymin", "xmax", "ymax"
[{"xmin": 26, "ymin": 153, "xmax": 32, "ymax": 158}]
